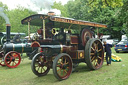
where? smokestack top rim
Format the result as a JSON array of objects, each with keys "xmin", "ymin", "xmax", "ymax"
[
  {"xmin": 6, "ymin": 24, "xmax": 11, "ymax": 26},
  {"xmin": 47, "ymin": 11, "xmax": 55, "ymax": 16}
]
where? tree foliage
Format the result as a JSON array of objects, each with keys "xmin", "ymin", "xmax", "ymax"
[
  {"xmin": 7, "ymin": 6, "xmax": 36, "ymax": 34},
  {"xmin": 88, "ymin": 0, "xmax": 123, "ymax": 8},
  {"xmin": 52, "ymin": 0, "xmax": 127, "ymax": 40},
  {"xmin": 0, "ymin": 2, "xmax": 8, "ymax": 31},
  {"xmin": 52, "ymin": 1, "xmax": 68, "ymax": 17},
  {"xmin": 117, "ymin": 0, "xmax": 128, "ymax": 37},
  {"xmin": 0, "ymin": 2, "xmax": 36, "ymax": 35}
]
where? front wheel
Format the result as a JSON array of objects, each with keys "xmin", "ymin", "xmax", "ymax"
[
  {"xmin": 31, "ymin": 53, "xmax": 50, "ymax": 77},
  {"xmin": 4, "ymin": 51, "xmax": 21, "ymax": 68},
  {"xmin": 53, "ymin": 53, "xmax": 72, "ymax": 81}
]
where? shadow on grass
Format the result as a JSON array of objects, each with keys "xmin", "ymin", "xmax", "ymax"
[
  {"xmin": 0, "ymin": 60, "xmax": 31, "ymax": 70},
  {"xmin": 30, "ymin": 64, "xmax": 93, "ymax": 83}
]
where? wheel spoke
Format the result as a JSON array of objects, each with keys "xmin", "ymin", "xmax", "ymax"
[
  {"xmin": 37, "ymin": 67, "xmax": 40, "ymax": 71},
  {"xmin": 91, "ymin": 56, "xmax": 96, "ymax": 62},
  {"xmin": 98, "ymin": 49, "xmax": 102, "ymax": 52},
  {"xmin": 42, "ymin": 67, "xmax": 46, "ymax": 72},
  {"xmin": 63, "ymin": 70, "xmax": 65, "ymax": 76},
  {"xmin": 14, "ymin": 61, "xmax": 17, "ymax": 65},
  {"xmin": 94, "ymin": 43, "xmax": 97, "ymax": 49},
  {"xmin": 58, "ymin": 59, "xmax": 63, "ymax": 64},
  {"xmin": 64, "ymin": 58, "xmax": 66, "ymax": 64},
  {"xmin": 57, "ymin": 64, "xmax": 61, "ymax": 67},
  {"xmin": 65, "ymin": 62, "xmax": 69, "ymax": 65},
  {"xmin": 90, "ymin": 53, "xmax": 94, "ymax": 55},
  {"xmin": 93, "ymin": 60, "xmax": 96, "ymax": 66},
  {"xmin": 61, "ymin": 57, "xmax": 64, "ymax": 64},
  {"xmin": 57, "ymin": 68, "xmax": 61, "ymax": 73},
  {"xmin": 91, "ymin": 47, "xmax": 95, "ymax": 51},
  {"xmin": 12, "ymin": 62, "xmax": 15, "ymax": 66},
  {"xmin": 96, "ymin": 62, "xmax": 100, "ymax": 67},
  {"xmin": 98, "ymin": 56, "xmax": 102, "ymax": 60},
  {"xmin": 64, "ymin": 69, "xmax": 67, "ymax": 74},
  {"xmin": 8, "ymin": 55, "xmax": 11, "ymax": 57}
]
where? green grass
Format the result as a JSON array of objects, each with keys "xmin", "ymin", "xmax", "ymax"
[{"xmin": 0, "ymin": 48, "xmax": 128, "ymax": 85}]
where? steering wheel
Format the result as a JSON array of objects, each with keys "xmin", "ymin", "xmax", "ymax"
[{"xmin": 1, "ymin": 35, "xmax": 6, "ymax": 45}]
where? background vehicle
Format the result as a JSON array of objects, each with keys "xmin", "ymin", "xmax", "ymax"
[
  {"xmin": 0, "ymin": 32, "xmax": 26, "ymax": 46},
  {"xmin": 0, "ymin": 10, "xmax": 38, "ymax": 68},
  {"xmin": 114, "ymin": 40, "xmax": 128, "ymax": 53},
  {"xmin": 22, "ymin": 12, "xmax": 107, "ymax": 80}
]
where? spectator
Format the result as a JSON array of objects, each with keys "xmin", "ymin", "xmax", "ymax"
[{"xmin": 103, "ymin": 41, "xmax": 112, "ymax": 66}]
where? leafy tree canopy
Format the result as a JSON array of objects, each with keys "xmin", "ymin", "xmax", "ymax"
[{"xmin": 0, "ymin": 2, "xmax": 8, "ymax": 32}]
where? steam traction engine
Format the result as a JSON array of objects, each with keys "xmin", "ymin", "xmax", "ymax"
[
  {"xmin": 21, "ymin": 13, "xmax": 107, "ymax": 80},
  {"xmin": 0, "ymin": 10, "xmax": 38, "ymax": 68},
  {"xmin": 0, "ymin": 24, "xmax": 38, "ymax": 68}
]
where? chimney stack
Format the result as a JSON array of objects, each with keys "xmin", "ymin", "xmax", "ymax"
[
  {"xmin": 6, "ymin": 24, "xmax": 11, "ymax": 43},
  {"xmin": 47, "ymin": 11, "xmax": 55, "ymax": 16}
]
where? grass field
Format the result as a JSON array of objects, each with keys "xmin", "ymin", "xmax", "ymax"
[{"xmin": 0, "ymin": 48, "xmax": 128, "ymax": 85}]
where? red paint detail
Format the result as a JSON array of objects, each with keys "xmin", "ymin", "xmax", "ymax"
[
  {"xmin": 114, "ymin": 45, "xmax": 116, "ymax": 47},
  {"xmin": 31, "ymin": 41, "xmax": 40, "ymax": 47},
  {"xmin": 125, "ymin": 45, "xmax": 127, "ymax": 47}
]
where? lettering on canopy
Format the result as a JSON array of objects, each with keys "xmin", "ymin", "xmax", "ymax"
[{"xmin": 50, "ymin": 17, "xmax": 107, "ymax": 28}]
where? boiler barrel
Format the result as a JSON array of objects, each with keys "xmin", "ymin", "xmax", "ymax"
[{"xmin": 4, "ymin": 43, "xmax": 37, "ymax": 53}]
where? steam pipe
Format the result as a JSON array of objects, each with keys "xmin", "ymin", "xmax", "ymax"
[{"xmin": 6, "ymin": 24, "xmax": 11, "ymax": 43}]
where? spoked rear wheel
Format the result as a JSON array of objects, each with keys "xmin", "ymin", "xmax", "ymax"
[
  {"xmin": 85, "ymin": 38, "xmax": 104, "ymax": 70},
  {"xmin": 31, "ymin": 53, "xmax": 50, "ymax": 76},
  {"xmin": 53, "ymin": 53, "xmax": 72, "ymax": 81},
  {"xmin": 4, "ymin": 51, "xmax": 21, "ymax": 68},
  {"xmin": 0, "ymin": 51, "xmax": 5, "ymax": 66}
]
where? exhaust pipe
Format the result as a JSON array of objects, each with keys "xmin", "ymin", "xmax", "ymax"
[
  {"xmin": 6, "ymin": 24, "xmax": 11, "ymax": 43},
  {"xmin": 0, "ymin": 7, "xmax": 11, "ymax": 43}
]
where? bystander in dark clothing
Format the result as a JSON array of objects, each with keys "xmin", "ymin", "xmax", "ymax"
[{"xmin": 103, "ymin": 41, "xmax": 112, "ymax": 65}]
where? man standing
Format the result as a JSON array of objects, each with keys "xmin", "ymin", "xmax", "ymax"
[{"xmin": 103, "ymin": 41, "xmax": 112, "ymax": 65}]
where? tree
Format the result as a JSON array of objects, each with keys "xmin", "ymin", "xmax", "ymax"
[
  {"xmin": 7, "ymin": 6, "xmax": 36, "ymax": 34},
  {"xmin": 88, "ymin": 0, "xmax": 123, "ymax": 8},
  {"xmin": 0, "ymin": 2, "xmax": 8, "ymax": 32},
  {"xmin": 66, "ymin": 0, "xmax": 124, "ymax": 40},
  {"xmin": 52, "ymin": 1, "xmax": 68, "ymax": 17},
  {"xmin": 118, "ymin": 0, "xmax": 128, "ymax": 37}
]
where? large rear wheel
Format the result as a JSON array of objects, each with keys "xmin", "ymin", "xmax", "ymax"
[
  {"xmin": 53, "ymin": 53, "xmax": 72, "ymax": 81},
  {"xmin": 85, "ymin": 38, "xmax": 104, "ymax": 70},
  {"xmin": 31, "ymin": 53, "xmax": 50, "ymax": 76}
]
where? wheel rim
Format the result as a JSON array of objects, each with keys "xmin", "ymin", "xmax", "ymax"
[
  {"xmin": 0, "ymin": 51, "xmax": 5, "ymax": 66},
  {"xmin": 54, "ymin": 54, "xmax": 72, "ymax": 80},
  {"xmin": 32, "ymin": 53, "xmax": 50, "ymax": 76},
  {"xmin": 4, "ymin": 51, "xmax": 21, "ymax": 68},
  {"xmin": 85, "ymin": 39, "xmax": 104, "ymax": 70}
]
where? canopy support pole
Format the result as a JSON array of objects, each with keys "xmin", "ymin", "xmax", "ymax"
[
  {"xmin": 43, "ymin": 19, "xmax": 45, "ymax": 40},
  {"xmin": 28, "ymin": 22, "xmax": 30, "ymax": 40},
  {"xmin": 97, "ymin": 28, "xmax": 99, "ymax": 39}
]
